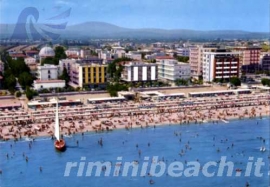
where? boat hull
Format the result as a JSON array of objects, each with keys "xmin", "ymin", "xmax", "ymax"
[{"xmin": 54, "ymin": 139, "xmax": 66, "ymax": 151}]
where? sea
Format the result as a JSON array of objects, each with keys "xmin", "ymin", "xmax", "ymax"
[{"xmin": 0, "ymin": 117, "xmax": 269, "ymax": 187}]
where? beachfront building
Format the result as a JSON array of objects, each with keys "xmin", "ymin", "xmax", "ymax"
[
  {"xmin": 260, "ymin": 53, "xmax": 270, "ymax": 71},
  {"xmin": 37, "ymin": 64, "xmax": 59, "ymax": 80},
  {"xmin": 59, "ymin": 58, "xmax": 107, "ymax": 89},
  {"xmin": 121, "ymin": 62, "xmax": 158, "ymax": 83},
  {"xmin": 232, "ymin": 46, "xmax": 261, "ymax": 72},
  {"xmin": 157, "ymin": 59, "xmax": 191, "ymax": 84},
  {"xmin": 189, "ymin": 44, "xmax": 218, "ymax": 79},
  {"xmin": 202, "ymin": 50, "xmax": 241, "ymax": 82},
  {"xmin": 33, "ymin": 80, "xmax": 65, "ymax": 90}
]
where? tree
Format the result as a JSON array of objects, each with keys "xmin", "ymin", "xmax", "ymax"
[
  {"xmin": 41, "ymin": 57, "xmax": 57, "ymax": 65},
  {"xmin": 25, "ymin": 87, "xmax": 38, "ymax": 100},
  {"xmin": 106, "ymin": 83, "xmax": 128, "ymax": 97},
  {"xmin": 54, "ymin": 46, "xmax": 67, "ymax": 60},
  {"xmin": 176, "ymin": 56, "xmax": 189, "ymax": 63},
  {"xmin": 3, "ymin": 74, "xmax": 16, "ymax": 92},
  {"xmin": 107, "ymin": 57, "xmax": 132, "ymax": 81},
  {"xmin": 59, "ymin": 67, "xmax": 70, "ymax": 87},
  {"xmin": 18, "ymin": 72, "xmax": 34, "ymax": 88},
  {"xmin": 175, "ymin": 79, "xmax": 188, "ymax": 86},
  {"xmin": 230, "ymin": 77, "xmax": 241, "ymax": 86},
  {"xmin": 15, "ymin": 91, "xmax": 22, "ymax": 98},
  {"xmin": 261, "ymin": 78, "xmax": 270, "ymax": 86},
  {"xmin": 9, "ymin": 58, "xmax": 31, "ymax": 77}
]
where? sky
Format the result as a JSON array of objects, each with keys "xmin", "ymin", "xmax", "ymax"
[{"xmin": 0, "ymin": 0, "xmax": 269, "ymax": 32}]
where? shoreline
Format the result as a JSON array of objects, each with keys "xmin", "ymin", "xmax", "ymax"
[
  {"xmin": 1, "ymin": 114, "xmax": 269, "ymax": 143},
  {"xmin": 0, "ymin": 93, "xmax": 269, "ymax": 142}
]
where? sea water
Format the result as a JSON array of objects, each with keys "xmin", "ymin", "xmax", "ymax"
[{"xmin": 0, "ymin": 118, "xmax": 269, "ymax": 187}]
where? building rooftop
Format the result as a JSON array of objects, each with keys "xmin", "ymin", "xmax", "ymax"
[
  {"xmin": 155, "ymin": 56, "xmax": 175, "ymax": 60},
  {"xmin": 35, "ymin": 79, "xmax": 65, "ymax": 84}
]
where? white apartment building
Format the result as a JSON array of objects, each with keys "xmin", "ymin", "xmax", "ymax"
[
  {"xmin": 157, "ymin": 59, "xmax": 191, "ymax": 82},
  {"xmin": 121, "ymin": 62, "xmax": 157, "ymax": 82},
  {"xmin": 202, "ymin": 51, "xmax": 240, "ymax": 82},
  {"xmin": 37, "ymin": 64, "xmax": 59, "ymax": 80}
]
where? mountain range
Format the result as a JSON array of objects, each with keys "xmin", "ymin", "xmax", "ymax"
[{"xmin": 0, "ymin": 21, "xmax": 268, "ymax": 40}]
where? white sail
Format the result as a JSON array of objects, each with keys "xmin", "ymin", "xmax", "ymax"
[{"xmin": 54, "ymin": 99, "xmax": 60, "ymax": 141}]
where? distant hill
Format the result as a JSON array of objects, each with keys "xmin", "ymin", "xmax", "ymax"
[{"xmin": 0, "ymin": 21, "xmax": 268, "ymax": 40}]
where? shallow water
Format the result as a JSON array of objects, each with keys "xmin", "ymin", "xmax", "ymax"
[{"xmin": 1, "ymin": 118, "xmax": 269, "ymax": 187}]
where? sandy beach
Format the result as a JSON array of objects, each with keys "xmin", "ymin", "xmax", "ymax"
[{"xmin": 0, "ymin": 93, "xmax": 269, "ymax": 141}]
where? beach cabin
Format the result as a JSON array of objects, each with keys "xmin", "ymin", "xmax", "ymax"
[
  {"xmin": 28, "ymin": 99, "xmax": 82, "ymax": 110},
  {"xmin": 188, "ymin": 90, "xmax": 235, "ymax": 98},
  {"xmin": 233, "ymin": 89, "xmax": 252, "ymax": 95},
  {"xmin": 87, "ymin": 97, "xmax": 126, "ymax": 104}
]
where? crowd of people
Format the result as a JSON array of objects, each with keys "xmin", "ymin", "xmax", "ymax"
[{"xmin": 0, "ymin": 93, "xmax": 269, "ymax": 141}]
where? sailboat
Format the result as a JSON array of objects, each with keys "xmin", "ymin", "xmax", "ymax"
[{"xmin": 54, "ymin": 99, "xmax": 66, "ymax": 151}]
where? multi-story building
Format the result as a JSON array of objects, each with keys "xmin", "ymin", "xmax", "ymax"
[
  {"xmin": 232, "ymin": 47, "xmax": 261, "ymax": 72},
  {"xmin": 260, "ymin": 53, "xmax": 270, "ymax": 71},
  {"xmin": 189, "ymin": 45, "xmax": 218, "ymax": 79},
  {"xmin": 202, "ymin": 50, "xmax": 240, "ymax": 82},
  {"xmin": 59, "ymin": 58, "xmax": 107, "ymax": 89},
  {"xmin": 157, "ymin": 59, "xmax": 191, "ymax": 83},
  {"xmin": 176, "ymin": 48, "xmax": 190, "ymax": 57},
  {"xmin": 37, "ymin": 64, "xmax": 59, "ymax": 80},
  {"xmin": 121, "ymin": 62, "xmax": 158, "ymax": 83}
]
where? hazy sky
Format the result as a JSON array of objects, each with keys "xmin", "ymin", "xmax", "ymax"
[{"xmin": 0, "ymin": 0, "xmax": 268, "ymax": 32}]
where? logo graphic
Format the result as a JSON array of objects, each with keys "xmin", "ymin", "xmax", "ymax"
[{"xmin": 10, "ymin": 7, "xmax": 71, "ymax": 40}]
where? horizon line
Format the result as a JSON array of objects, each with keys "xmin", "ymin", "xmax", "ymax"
[{"xmin": 0, "ymin": 21, "xmax": 268, "ymax": 33}]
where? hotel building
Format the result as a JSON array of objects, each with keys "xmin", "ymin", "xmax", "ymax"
[
  {"xmin": 121, "ymin": 62, "xmax": 157, "ymax": 82},
  {"xmin": 202, "ymin": 50, "xmax": 240, "ymax": 82},
  {"xmin": 59, "ymin": 58, "xmax": 107, "ymax": 89},
  {"xmin": 232, "ymin": 47, "xmax": 261, "ymax": 72},
  {"xmin": 37, "ymin": 64, "xmax": 59, "ymax": 80},
  {"xmin": 260, "ymin": 53, "xmax": 270, "ymax": 71},
  {"xmin": 157, "ymin": 59, "xmax": 191, "ymax": 83},
  {"xmin": 189, "ymin": 45, "xmax": 218, "ymax": 79}
]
